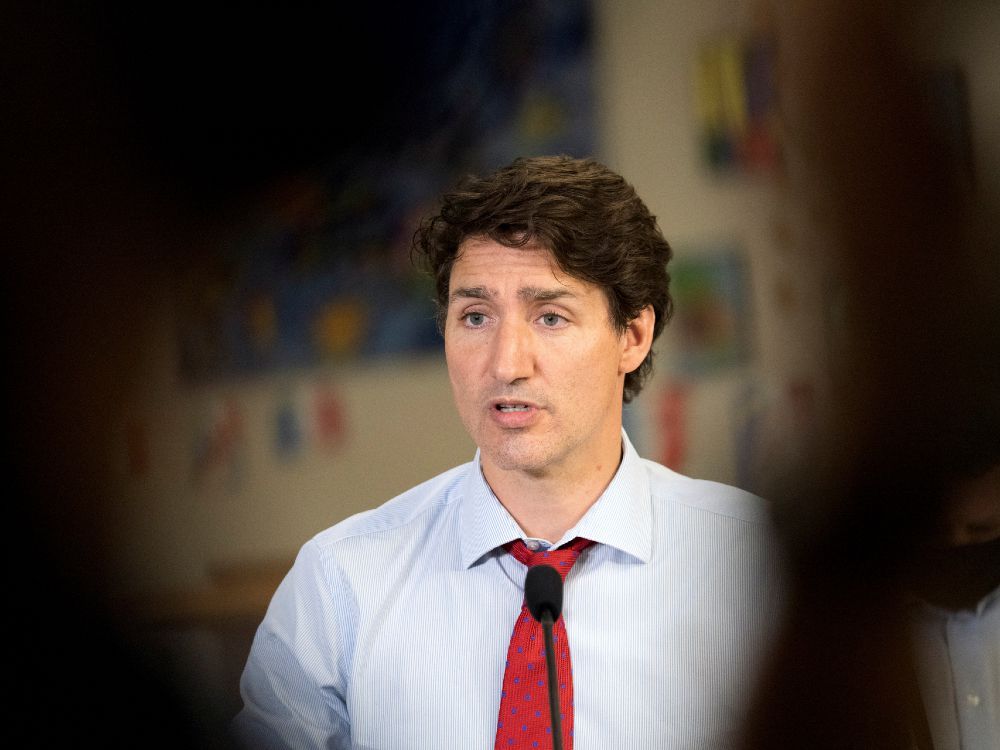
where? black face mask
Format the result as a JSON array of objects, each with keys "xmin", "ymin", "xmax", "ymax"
[{"xmin": 909, "ymin": 536, "xmax": 1000, "ymax": 611}]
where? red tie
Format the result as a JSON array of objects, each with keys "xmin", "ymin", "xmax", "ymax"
[{"xmin": 494, "ymin": 538, "xmax": 593, "ymax": 750}]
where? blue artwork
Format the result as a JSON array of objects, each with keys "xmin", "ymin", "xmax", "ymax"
[{"xmin": 176, "ymin": 0, "xmax": 596, "ymax": 381}]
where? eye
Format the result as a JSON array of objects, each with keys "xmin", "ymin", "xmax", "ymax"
[
  {"xmin": 539, "ymin": 313, "xmax": 566, "ymax": 327},
  {"xmin": 462, "ymin": 312, "xmax": 487, "ymax": 327}
]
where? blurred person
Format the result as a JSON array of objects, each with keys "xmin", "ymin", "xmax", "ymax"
[
  {"xmin": 736, "ymin": 1, "xmax": 1000, "ymax": 748},
  {"xmin": 907, "ymin": 430, "xmax": 1000, "ymax": 750},
  {"xmin": 233, "ymin": 156, "xmax": 787, "ymax": 749}
]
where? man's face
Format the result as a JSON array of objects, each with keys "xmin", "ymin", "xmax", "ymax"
[
  {"xmin": 444, "ymin": 237, "xmax": 648, "ymax": 479},
  {"xmin": 943, "ymin": 463, "xmax": 1000, "ymax": 546}
]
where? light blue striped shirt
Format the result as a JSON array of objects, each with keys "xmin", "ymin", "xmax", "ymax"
[
  {"xmin": 910, "ymin": 586, "xmax": 1000, "ymax": 750},
  {"xmin": 233, "ymin": 432, "xmax": 786, "ymax": 749}
]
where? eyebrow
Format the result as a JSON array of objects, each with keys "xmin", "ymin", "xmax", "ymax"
[{"xmin": 448, "ymin": 285, "xmax": 577, "ymax": 304}]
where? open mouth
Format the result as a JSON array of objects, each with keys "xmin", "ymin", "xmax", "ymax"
[{"xmin": 496, "ymin": 404, "xmax": 530, "ymax": 412}]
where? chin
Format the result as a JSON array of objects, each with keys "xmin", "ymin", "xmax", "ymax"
[{"xmin": 480, "ymin": 437, "xmax": 555, "ymax": 475}]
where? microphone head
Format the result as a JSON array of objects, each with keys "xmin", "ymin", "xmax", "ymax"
[{"xmin": 524, "ymin": 564, "xmax": 563, "ymax": 623}]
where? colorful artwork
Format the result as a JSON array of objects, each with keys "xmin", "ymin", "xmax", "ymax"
[
  {"xmin": 273, "ymin": 393, "xmax": 304, "ymax": 461},
  {"xmin": 175, "ymin": 0, "xmax": 596, "ymax": 382},
  {"xmin": 190, "ymin": 397, "xmax": 248, "ymax": 491},
  {"xmin": 311, "ymin": 385, "xmax": 347, "ymax": 454},
  {"xmin": 658, "ymin": 382, "xmax": 691, "ymax": 471},
  {"xmin": 695, "ymin": 33, "xmax": 781, "ymax": 173},
  {"xmin": 269, "ymin": 382, "xmax": 349, "ymax": 461},
  {"xmin": 666, "ymin": 249, "xmax": 751, "ymax": 376}
]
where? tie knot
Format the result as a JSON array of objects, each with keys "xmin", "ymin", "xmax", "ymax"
[{"xmin": 506, "ymin": 537, "xmax": 593, "ymax": 581}]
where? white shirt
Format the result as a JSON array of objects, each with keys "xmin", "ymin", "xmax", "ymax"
[
  {"xmin": 910, "ymin": 585, "xmax": 1000, "ymax": 750},
  {"xmin": 233, "ymin": 432, "xmax": 787, "ymax": 749}
]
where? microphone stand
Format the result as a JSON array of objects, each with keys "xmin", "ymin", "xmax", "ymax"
[
  {"xmin": 539, "ymin": 610, "xmax": 564, "ymax": 750},
  {"xmin": 525, "ymin": 563, "xmax": 566, "ymax": 750}
]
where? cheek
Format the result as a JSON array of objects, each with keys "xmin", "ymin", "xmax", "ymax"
[
  {"xmin": 577, "ymin": 339, "xmax": 625, "ymax": 379},
  {"xmin": 445, "ymin": 344, "xmax": 479, "ymax": 399},
  {"xmin": 555, "ymin": 345, "xmax": 617, "ymax": 401},
  {"xmin": 444, "ymin": 337, "xmax": 464, "ymax": 375}
]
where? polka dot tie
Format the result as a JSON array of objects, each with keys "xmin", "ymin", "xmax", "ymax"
[{"xmin": 494, "ymin": 537, "xmax": 593, "ymax": 750}]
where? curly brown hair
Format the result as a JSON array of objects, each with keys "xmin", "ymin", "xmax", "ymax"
[{"xmin": 412, "ymin": 155, "xmax": 673, "ymax": 403}]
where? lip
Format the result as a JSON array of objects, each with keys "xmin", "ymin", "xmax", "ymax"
[{"xmin": 488, "ymin": 399, "xmax": 542, "ymax": 429}]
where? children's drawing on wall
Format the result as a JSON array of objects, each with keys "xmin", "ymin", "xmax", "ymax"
[
  {"xmin": 190, "ymin": 396, "xmax": 248, "ymax": 492},
  {"xmin": 273, "ymin": 390, "xmax": 304, "ymax": 462},
  {"xmin": 270, "ymin": 381, "xmax": 350, "ymax": 462},
  {"xmin": 695, "ymin": 32, "xmax": 781, "ymax": 174},
  {"xmin": 173, "ymin": 0, "xmax": 596, "ymax": 383},
  {"xmin": 311, "ymin": 384, "xmax": 348, "ymax": 454},
  {"xmin": 665, "ymin": 249, "xmax": 751, "ymax": 377},
  {"xmin": 658, "ymin": 382, "xmax": 691, "ymax": 472}
]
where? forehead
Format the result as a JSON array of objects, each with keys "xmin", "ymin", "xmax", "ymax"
[{"xmin": 450, "ymin": 237, "xmax": 582, "ymax": 290}]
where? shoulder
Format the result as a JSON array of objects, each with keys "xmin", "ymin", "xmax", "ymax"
[
  {"xmin": 307, "ymin": 460, "xmax": 472, "ymax": 556},
  {"xmin": 275, "ymin": 461, "xmax": 474, "ymax": 618},
  {"xmin": 637, "ymin": 457, "xmax": 789, "ymax": 612},
  {"xmin": 640, "ymin": 456, "xmax": 773, "ymax": 526}
]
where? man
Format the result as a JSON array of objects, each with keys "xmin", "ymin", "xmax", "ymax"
[
  {"xmin": 233, "ymin": 156, "xmax": 785, "ymax": 749},
  {"xmin": 908, "ymin": 441, "xmax": 1000, "ymax": 750}
]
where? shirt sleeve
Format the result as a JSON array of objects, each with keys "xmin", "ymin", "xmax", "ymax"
[{"xmin": 231, "ymin": 539, "xmax": 355, "ymax": 749}]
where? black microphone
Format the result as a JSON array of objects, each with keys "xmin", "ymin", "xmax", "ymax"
[{"xmin": 525, "ymin": 564, "xmax": 565, "ymax": 750}]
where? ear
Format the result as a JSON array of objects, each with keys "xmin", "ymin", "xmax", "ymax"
[{"xmin": 618, "ymin": 305, "xmax": 655, "ymax": 375}]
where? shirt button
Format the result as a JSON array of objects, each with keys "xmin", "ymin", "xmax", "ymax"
[
  {"xmin": 966, "ymin": 693, "xmax": 980, "ymax": 707},
  {"xmin": 526, "ymin": 540, "xmax": 540, "ymax": 551}
]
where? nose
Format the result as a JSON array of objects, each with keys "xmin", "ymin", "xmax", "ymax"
[{"xmin": 490, "ymin": 317, "xmax": 535, "ymax": 384}]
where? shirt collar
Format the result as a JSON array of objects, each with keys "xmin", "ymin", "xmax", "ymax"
[
  {"xmin": 458, "ymin": 430, "xmax": 652, "ymax": 568},
  {"xmin": 908, "ymin": 579, "xmax": 1000, "ymax": 619}
]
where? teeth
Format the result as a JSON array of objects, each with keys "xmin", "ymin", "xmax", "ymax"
[{"xmin": 498, "ymin": 404, "xmax": 529, "ymax": 412}]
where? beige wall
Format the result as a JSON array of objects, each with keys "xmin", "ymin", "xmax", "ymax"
[
  {"xmin": 596, "ymin": 0, "xmax": 834, "ymax": 488},
  {"xmin": 108, "ymin": 0, "xmax": 771, "ymax": 597},
  {"xmin": 107, "ymin": 0, "xmax": 999, "ymax": 600}
]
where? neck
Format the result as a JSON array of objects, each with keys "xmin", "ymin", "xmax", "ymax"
[{"xmin": 483, "ymin": 438, "xmax": 624, "ymax": 542}]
